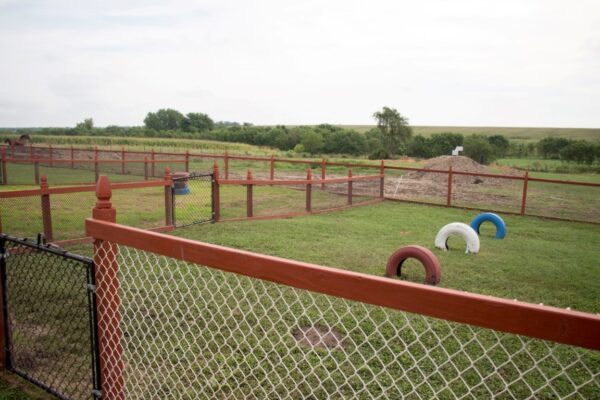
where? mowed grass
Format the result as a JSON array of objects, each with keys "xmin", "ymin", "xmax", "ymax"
[{"xmin": 174, "ymin": 201, "xmax": 600, "ymax": 314}]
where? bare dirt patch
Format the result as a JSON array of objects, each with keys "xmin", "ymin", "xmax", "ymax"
[{"xmin": 292, "ymin": 324, "xmax": 346, "ymax": 350}]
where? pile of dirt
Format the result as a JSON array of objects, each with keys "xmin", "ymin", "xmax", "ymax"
[{"xmin": 405, "ymin": 156, "xmax": 520, "ymax": 185}]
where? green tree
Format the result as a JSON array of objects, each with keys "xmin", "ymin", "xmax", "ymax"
[
  {"xmin": 429, "ymin": 133, "xmax": 463, "ymax": 156},
  {"xmin": 407, "ymin": 135, "xmax": 432, "ymax": 158},
  {"xmin": 560, "ymin": 141, "xmax": 596, "ymax": 165},
  {"xmin": 536, "ymin": 137, "xmax": 571, "ymax": 159},
  {"xmin": 300, "ymin": 131, "xmax": 324, "ymax": 154},
  {"xmin": 183, "ymin": 112, "xmax": 214, "ymax": 132},
  {"xmin": 487, "ymin": 135, "xmax": 510, "ymax": 157},
  {"xmin": 463, "ymin": 134, "xmax": 496, "ymax": 165},
  {"xmin": 75, "ymin": 118, "xmax": 93, "ymax": 131},
  {"xmin": 144, "ymin": 109, "xmax": 185, "ymax": 131},
  {"xmin": 372, "ymin": 107, "xmax": 412, "ymax": 156}
]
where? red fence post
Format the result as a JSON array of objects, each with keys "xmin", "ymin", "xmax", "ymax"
[
  {"xmin": 321, "ymin": 158, "xmax": 326, "ymax": 189},
  {"xmin": 270, "ymin": 155, "xmax": 275, "ymax": 180},
  {"xmin": 121, "ymin": 147, "xmax": 125, "ymax": 175},
  {"xmin": 94, "ymin": 152, "xmax": 100, "ymax": 183},
  {"xmin": 306, "ymin": 169, "xmax": 312, "ymax": 212},
  {"xmin": 40, "ymin": 175, "xmax": 53, "ymax": 242},
  {"xmin": 151, "ymin": 149, "xmax": 156, "ymax": 177},
  {"xmin": 212, "ymin": 162, "xmax": 220, "ymax": 222},
  {"xmin": 521, "ymin": 171, "xmax": 529, "ymax": 216},
  {"xmin": 0, "ymin": 149, "xmax": 7, "ymax": 185},
  {"xmin": 224, "ymin": 151, "xmax": 229, "ymax": 180},
  {"xmin": 348, "ymin": 169, "xmax": 353, "ymax": 205},
  {"xmin": 380, "ymin": 160, "xmax": 385, "ymax": 198},
  {"xmin": 185, "ymin": 150, "xmax": 190, "ymax": 173},
  {"xmin": 34, "ymin": 160, "xmax": 40, "ymax": 185},
  {"xmin": 246, "ymin": 169, "xmax": 253, "ymax": 218},
  {"xmin": 447, "ymin": 166, "xmax": 453, "ymax": 207},
  {"xmin": 164, "ymin": 166, "xmax": 173, "ymax": 226},
  {"xmin": 70, "ymin": 145, "xmax": 74, "ymax": 168},
  {"xmin": 144, "ymin": 157, "xmax": 148, "ymax": 181},
  {"xmin": 91, "ymin": 176, "xmax": 125, "ymax": 400},
  {"xmin": 48, "ymin": 144, "xmax": 53, "ymax": 167}
]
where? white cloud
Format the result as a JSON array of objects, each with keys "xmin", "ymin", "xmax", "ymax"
[{"xmin": 0, "ymin": 0, "xmax": 599, "ymax": 127}]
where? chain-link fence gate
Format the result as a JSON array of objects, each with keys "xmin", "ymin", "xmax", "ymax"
[
  {"xmin": 172, "ymin": 172, "xmax": 214, "ymax": 227},
  {"xmin": 0, "ymin": 234, "xmax": 101, "ymax": 400}
]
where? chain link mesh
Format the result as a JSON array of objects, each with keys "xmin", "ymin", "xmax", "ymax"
[
  {"xmin": 94, "ymin": 244, "xmax": 600, "ymax": 399},
  {"xmin": 2, "ymin": 236, "xmax": 98, "ymax": 400},
  {"xmin": 172, "ymin": 174, "xmax": 214, "ymax": 227}
]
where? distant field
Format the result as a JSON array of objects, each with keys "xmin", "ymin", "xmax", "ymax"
[{"xmin": 337, "ymin": 125, "xmax": 600, "ymax": 141}]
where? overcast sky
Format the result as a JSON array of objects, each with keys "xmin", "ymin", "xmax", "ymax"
[{"xmin": 0, "ymin": 0, "xmax": 599, "ymax": 128}]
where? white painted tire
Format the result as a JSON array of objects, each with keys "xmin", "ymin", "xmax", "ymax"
[{"xmin": 434, "ymin": 222, "xmax": 480, "ymax": 254}]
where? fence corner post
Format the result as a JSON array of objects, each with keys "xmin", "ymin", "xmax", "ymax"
[
  {"xmin": 164, "ymin": 166, "xmax": 173, "ymax": 227},
  {"xmin": 34, "ymin": 160, "xmax": 40, "ymax": 185},
  {"xmin": 447, "ymin": 166, "xmax": 453, "ymax": 207},
  {"xmin": 0, "ymin": 149, "xmax": 7, "ymax": 185},
  {"xmin": 521, "ymin": 171, "xmax": 529, "ymax": 216},
  {"xmin": 70, "ymin": 145, "xmax": 74, "ymax": 168},
  {"xmin": 91, "ymin": 176, "xmax": 125, "ymax": 400},
  {"xmin": 321, "ymin": 158, "xmax": 326, "ymax": 189},
  {"xmin": 0, "ymin": 235, "xmax": 7, "ymax": 370},
  {"xmin": 40, "ymin": 175, "xmax": 53, "ymax": 242},
  {"xmin": 306, "ymin": 168, "xmax": 312, "ymax": 212},
  {"xmin": 121, "ymin": 147, "xmax": 125, "ymax": 175},
  {"xmin": 270, "ymin": 155, "xmax": 275, "ymax": 180},
  {"xmin": 144, "ymin": 157, "xmax": 148, "ymax": 181},
  {"xmin": 212, "ymin": 162, "xmax": 220, "ymax": 222},
  {"xmin": 94, "ymin": 152, "xmax": 100, "ymax": 183},
  {"xmin": 246, "ymin": 169, "xmax": 253, "ymax": 218},
  {"xmin": 380, "ymin": 159, "xmax": 385, "ymax": 198},
  {"xmin": 185, "ymin": 150, "xmax": 190, "ymax": 173},
  {"xmin": 48, "ymin": 144, "xmax": 53, "ymax": 167},
  {"xmin": 224, "ymin": 151, "xmax": 229, "ymax": 180},
  {"xmin": 151, "ymin": 148, "xmax": 156, "ymax": 177},
  {"xmin": 348, "ymin": 169, "xmax": 353, "ymax": 205}
]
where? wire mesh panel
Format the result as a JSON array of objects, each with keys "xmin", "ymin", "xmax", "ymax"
[
  {"xmin": 172, "ymin": 173, "xmax": 214, "ymax": 227},
  {"xmin": 526, "ymin": 181, "xmax": 600, "ymax": 223},
  {"xmin": 0, "ymin": 235, "xmax": 100, "ymax": 400},
  {"xmin": 95, "ymin": 244, "xmax": 600, "ymax": 400},
  {"xmin": 450, "ymin": 174, "xmax": 523, "ymax": 214}
]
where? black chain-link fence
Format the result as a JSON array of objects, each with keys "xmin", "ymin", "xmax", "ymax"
[
  {"xmin": 0, "ymin": 234, "xmax": 100, "ymax": 400},
  {"xmin": 172, "ymin": 172, "xmax": 214, "ymax": 227}
]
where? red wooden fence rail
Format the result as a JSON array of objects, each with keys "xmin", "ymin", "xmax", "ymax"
[
  {"xmin": 0, "ymin": 175, "xmax": 174, "ymax": 243},
  {"xmin": 2, "ymin": 143, "xmax": 599, "ymax": 224}
]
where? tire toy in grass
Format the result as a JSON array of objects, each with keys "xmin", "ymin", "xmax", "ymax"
[
  {"xmin": 385, "ymin": 245, "xmax": 441, "ymax": 285},
  {"xmin": 434, "ymin": 222, "xmax": 480, "ymax": 254},
  {"xmin": 470, "ymin": 212, "xmax": 506, "ymax": 239},
  {"xmin": 173, "ymin": 172, "xmax": 191, "ymax": 195}
]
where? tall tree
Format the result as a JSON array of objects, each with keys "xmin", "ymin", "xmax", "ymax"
[
  {"xmin": 372, "ymin": 107, "xmax": 412, "ymax": 156},
  {"xmin": 144, "ymin": 109, "xmax": 185, "ymax": 131},
  {"xmin": 184, "ymin": 112, "xmax": 214, "ymax": 132}
]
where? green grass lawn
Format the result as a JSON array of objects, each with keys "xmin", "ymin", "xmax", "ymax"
[{"xmin": 174, "ymin": 201, "xmax": 600, "ymax": 314}]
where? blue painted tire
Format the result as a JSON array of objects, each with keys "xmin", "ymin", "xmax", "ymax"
[{"xmin": 470, "ymin": 213, "xmax": 506, "ymax": 239}]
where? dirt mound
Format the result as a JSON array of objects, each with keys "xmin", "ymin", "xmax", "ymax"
[{"xmin": 405, "ymin": 156, "xmax": 519, "ymax": 185}]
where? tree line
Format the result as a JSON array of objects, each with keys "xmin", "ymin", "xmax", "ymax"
[{"xmin": 4, "ymin": 107, "xmax": 599, "ymax": 165}]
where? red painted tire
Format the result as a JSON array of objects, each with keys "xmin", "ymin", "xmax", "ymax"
[{"xmin": 385, "ymin": 245, "xmax": 442, "ymax": 285}]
